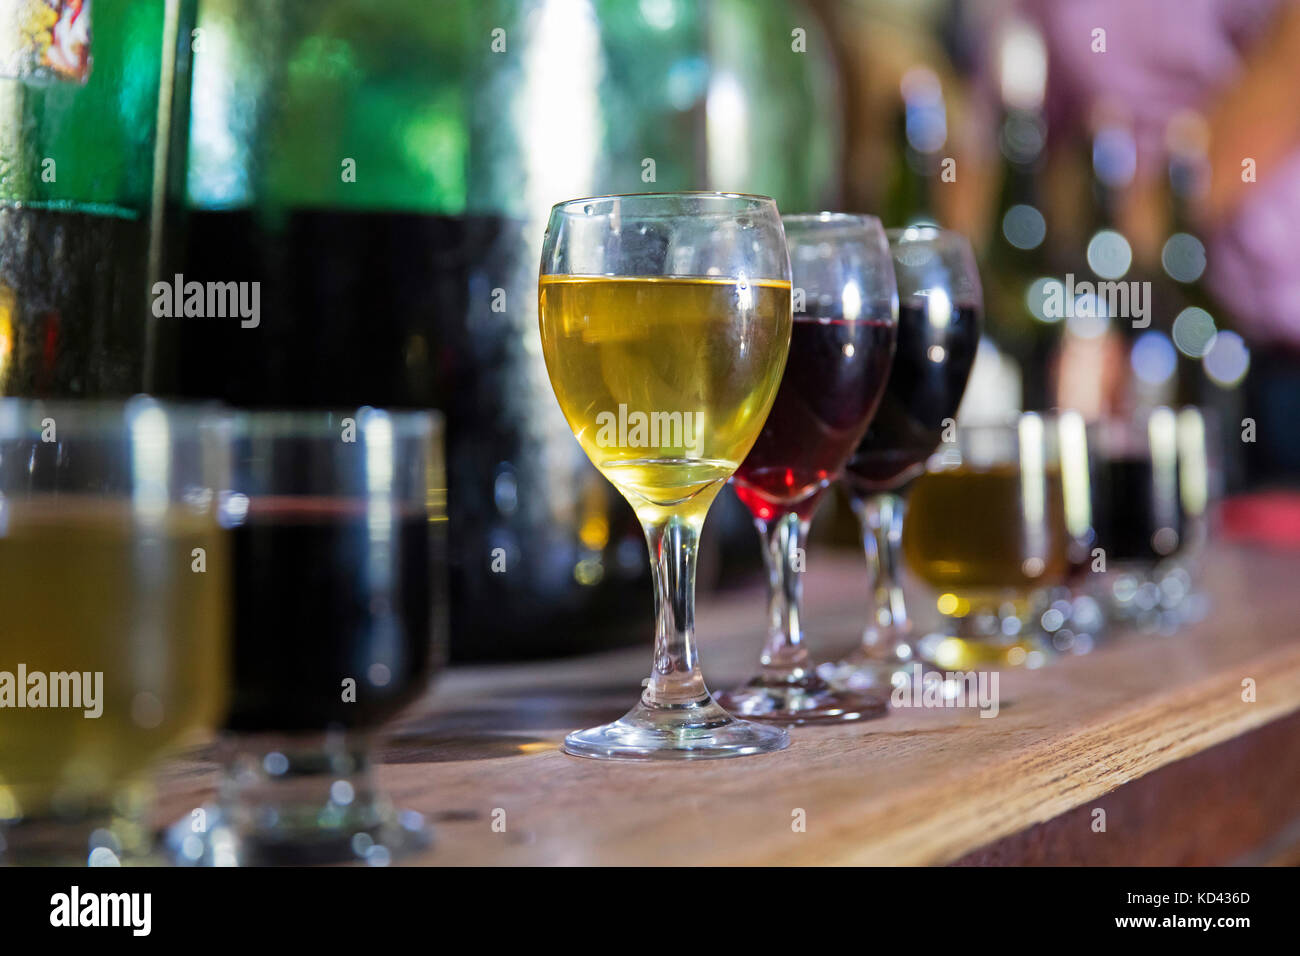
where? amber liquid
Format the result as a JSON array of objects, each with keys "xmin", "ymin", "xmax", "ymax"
[
  {"xmin": 539, "ymin": 275, "xmax": 791, "ymax": 525},
  {"xmin": 0, "ymin": 499, "xmax": 228, "ymax": 817},
  {"xmin": 902, "ymin": 464, "xmax": 1070, "ymax": 596}
]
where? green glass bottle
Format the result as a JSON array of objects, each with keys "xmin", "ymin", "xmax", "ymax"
[
  {"xmin": 0, "ymin": 0, "xmax": 192, "ymax": 396},
  {"xmin": 159, "ymin": 0, "xmax": 842, "ymax": 661}
]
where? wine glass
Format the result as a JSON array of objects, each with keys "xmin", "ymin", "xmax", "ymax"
[
  {"xmin": 819, "ymin": 227, "xmax": 981, "ymax": 695},
  {"xmin": 0, "ymin": 398, "xmax": 230, "ymax": 864},
  {"xmin": 539, "ymin": 192, "xmax": 793, "ymax": 759},
  {"xmin": 903, "ymin": 413, "xmax": 1078, "ymax": 670},
  {"xmin": 168, "ymin": 408, "xmax": 445, "ymax": 865},
  {"xmin": 1087, "ymin": 406, "xmax": 1212, "ymax": 631},
  {"xmin": 1034, "ymin": 409, "xmax": 1108, "ymax": 657},
  {"xmin": 718, "ymin": 213, "xmax": 897, "ymax": 723}
]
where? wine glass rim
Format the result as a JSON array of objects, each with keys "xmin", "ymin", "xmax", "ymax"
[
  {"xmin": 783, "ymin": 211, "xmax": 882, "ymax": 226},
  {"xmin": 227, "ymin": 407, "xmax": 442, "ymax": 439},
  {"xmin": 0, "ymin": 396, "xmax": 223, "ymax": 437},
  {"xmin": 0, "ymin": 399, "xmax": 443, "ymax": 439},
  {"xmin": 956, "ymin": 411, "xmax": 1079, "ymax": 434},
  {"xmin": 549, "ymin": 191, "xmax": 777, "ymax": 214},
  {"xmin": 886, "ymin": 225, "xmax": 967, "ymax": 242},
  {"xmin": 1086, "ymin": 405, "xmax": 1206, "ymax": 426}
]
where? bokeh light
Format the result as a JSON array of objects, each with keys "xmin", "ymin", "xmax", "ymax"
[
  {"xmin": 1002, "ymin": 204, "xmax": 1046, "ymax": 249},
  {"xmin": 1067, "ymin": 294, "xmax": 1110, "ymax": 339},
  {"xmin": 1086, "ymin": 229, "xmax": 1132, "ymax": 279},
  {"xmin": 638, "ymin": 0, "xmax": 677, "ymax": 30},
  {"xmin": 1172, "ymin": 306, "xmax": 1217, "ymax": 357},
  {"xmin": 998, "ymin": 18, "xmax": 1047, "ymax": 111},
  {"xmin": 1027, "ymin": 277, "xmax": 1064, "ymax": 323},
  {"xmin": 1161, "ymin": 232, "xmax": 1206, "ymax": 283},
  {"xmin": 1131, "ymin": 330, "xmax": 1177, "ymax": 385},
  {"xmin": 901, "ymin": 66, "xmax": 947, "ymax": 153},
  {"xmin": 1202, "ymin": 329, "xmax": 1250, "ymax": 386},
  {"xmin": 1092, "ymin": 125, "xmax": 1137, "ymax": 188}
]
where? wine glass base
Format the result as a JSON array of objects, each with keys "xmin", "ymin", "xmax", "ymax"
[
  {"xmin": 0, "ymin": 783, "xmax": 156, "ymax": 866},
  {"xmin": 816, "ymin": 649, "xmax": 915, "ymax": 700},
  {"xmin": 165, "ymin": 802, "xmax": 431, "ymax": 866},
  {"xmin": 166, "ymin": 734, "xmax": 430, "ymax": 865},
  {"xmin": 914, "ymin": 632, "xmax": 1051, "ymax": 669},
  {"xmin": 1097, "ymin": 563, "xmax": 1203, "ymax": 634},
  {"xmin": 716, "ymin": 674, "xmax": 888, "ymax": 724},
  {"xmin": 1, "ymin": 817, "xmax": 153, "ymax": 867},
  {"xmin": 563, "ymin": 696, "xmax": 789, "ymax": 760}
]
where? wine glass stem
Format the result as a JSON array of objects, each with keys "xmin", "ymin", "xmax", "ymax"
[
  {"xmin": 758, "ymin": 510, "xmax": 812, "ymax": 679},
  {"xmin": 642, "ymin": 513, "xmax": 710, "ymax": 708},
  {"xmin": 855, "ymin": 491, "xmax": 909, "ymax": 654}
]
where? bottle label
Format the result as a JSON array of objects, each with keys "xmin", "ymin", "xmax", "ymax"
[{"xmin": 0, "ymin": 0, "xmax": 92, "ymax": 84}]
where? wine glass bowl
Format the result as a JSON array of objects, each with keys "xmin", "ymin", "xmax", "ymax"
[
  {"xmin": 168, "ymin": 408, "xmax": 445, "ymax": 865},
  {"xmin": 904, "ymin": 414, "xmax": 1076, "ymax": 670},
  {"xmin": 843, "ymin": 226, "xmax": 983, "ymax": 494},
  {"xmin": 1086, "ymin": 406, "xmax": 1211, "ymax": 631},
  {"xmin": 718, "ymin": 212, "xmax": 899, "ymax": 723},
  {"xmin": 820, "ymin": 227, "xmax": 982, "ymax": 697},
  {"xmin": 0, "ymin": 398, "xmax": 231, "ymax": 864}
]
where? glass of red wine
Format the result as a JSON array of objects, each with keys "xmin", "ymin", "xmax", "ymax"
[
  {"xmin": 168, "ymin": 408, "xmax": 446, "ymax": 865},
  {"xmin": 818, "ymin": 226, "xmax": 981, "ymax": 697},
  {"xmin": 1085, "ymin": 406, "xmax": 1212, "ymax": 632},
  {"xmin": 718, "ymin": 213, "xmax": 898, "ymax": 723}
]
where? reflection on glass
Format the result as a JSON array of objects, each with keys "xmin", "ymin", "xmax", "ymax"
[{"xmin": 1036, "ymin": 409, "xmax": 1107, "ymax": 658}]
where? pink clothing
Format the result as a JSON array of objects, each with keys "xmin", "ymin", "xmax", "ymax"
[{"xmin": 1028, "ymin": 0, "xmax": 1300, "ymax": 347}]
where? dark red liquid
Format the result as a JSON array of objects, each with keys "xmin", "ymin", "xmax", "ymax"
[
  {"xmin": 1090, "ymin": 457, "xmax": 1185, "ymax": 564},
  {"xmin": 225, "ymin": 498, "xmax": 438, "ymax": 733},
  {"xmin": 734, "ymin": 315, "xmax": 896, "ymax": 521},
  {"xmin": 843, "ymin": 301, "xmax": 980, "ymax": 495}
]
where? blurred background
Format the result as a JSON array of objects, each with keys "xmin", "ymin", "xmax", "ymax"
[{"xmin": 4, "ymin": 0, "xmax": 1298, "ymax": 661}]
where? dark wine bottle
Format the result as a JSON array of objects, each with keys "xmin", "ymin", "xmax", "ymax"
[
  {"xmin": 883, "ymin": 65, "xmax": 946, "ymax": 229},
  {"xmin": 156, "ymin": 0, "xmax": 846, "ymax": 661},
  {"xmin": 980, "ymin": 17, "xmax": 1053, "ymax": 410}
]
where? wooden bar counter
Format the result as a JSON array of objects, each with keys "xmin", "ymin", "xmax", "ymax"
[{"xmin": 156, "ymin": 544, "xmax": 1300, "ymax": 865}]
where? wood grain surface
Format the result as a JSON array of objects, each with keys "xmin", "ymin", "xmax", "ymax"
[{"xmin": 154, "ymin": 545, "xmax": 1300, "ymax": 865}]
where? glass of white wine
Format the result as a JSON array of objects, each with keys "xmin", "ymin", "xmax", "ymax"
[{"xmin": 539, "ymin": 192, "xmax": 793, "ymax": 759}]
